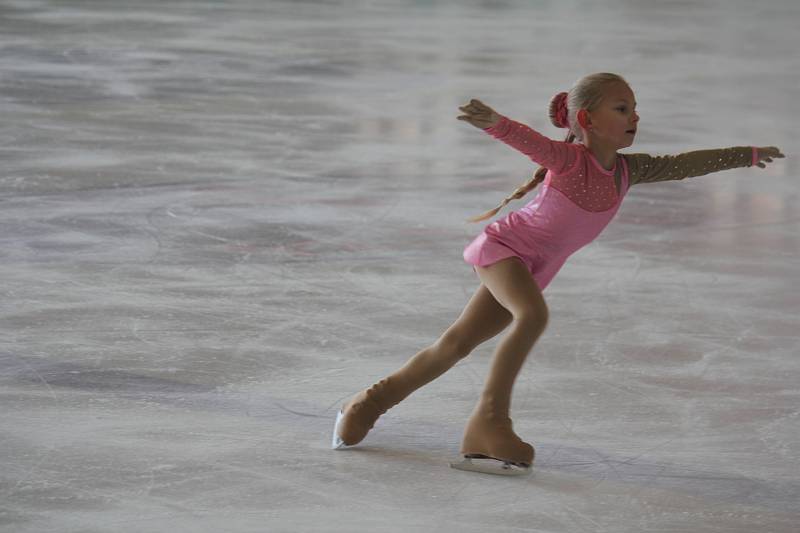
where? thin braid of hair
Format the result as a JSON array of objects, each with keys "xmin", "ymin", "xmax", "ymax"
[{"xmin": 466, "ymin": 130, "xmax": 577, "ymax": 223}]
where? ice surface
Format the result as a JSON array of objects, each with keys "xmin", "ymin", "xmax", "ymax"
[{"xmin": 1, "ymin": 1, "xmax": 798, "ymax": 532}]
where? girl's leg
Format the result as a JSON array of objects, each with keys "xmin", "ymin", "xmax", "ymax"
[
  {"xmin": 335, "ymin": 281, "xmax": 514, "ymax": 447},
  {"xmin": 389, "ymin": 282, "xmax": 514, "ymax": 392},
  {"xmin": 462, "ymin": 256, "xmax": 549, "ymax": 465}
]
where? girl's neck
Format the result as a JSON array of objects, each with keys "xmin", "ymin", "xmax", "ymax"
[{"xmin": 584, "ymin": 140, "xmax": 618, "ymax": 171}]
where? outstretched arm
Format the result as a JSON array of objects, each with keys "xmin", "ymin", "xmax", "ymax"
[
  {"xmin": 457, "ymin": 99, "xmax": 577, "ymax": 175},
  {"xmin": 624, "ymin": 146, "xmax": 785, "ymax": 187}
]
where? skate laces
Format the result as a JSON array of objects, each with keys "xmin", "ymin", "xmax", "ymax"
[
  {"xmin": 363, "ymin": 378, "xmax": 396, "ymax": 411},
  {"xmin": 347, "ymin": 378, "xmax": 390, "ymax": 417}
]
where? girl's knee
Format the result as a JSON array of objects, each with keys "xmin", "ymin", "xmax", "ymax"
[
  {"xmin": 515, "ymin": 304, "xmax": 548, "ymax": 334},
  {"xmin": 436, "ymin": 331, "xmax": 474, "ymax": 361}
]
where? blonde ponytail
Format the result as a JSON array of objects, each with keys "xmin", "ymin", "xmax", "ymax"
[{"xmin": 467, "ymin": 131, "xmax": 577, "ymax": 223}]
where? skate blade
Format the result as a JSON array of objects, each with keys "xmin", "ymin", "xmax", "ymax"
[
  {"xmin": 331, "ymin": 409, "xmax": 349, "ymax": 449},
  {"xmin": 449, "ymin": 455, "xmax": 531, "ymax": 476}
]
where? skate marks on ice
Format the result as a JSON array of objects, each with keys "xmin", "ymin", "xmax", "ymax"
[
  {"xmin": 530, "ymin": 440, "xmax": 800, "ymax": 513},
  {"xmin": 331, "ymin": 408, "xmax": 798, "ymax": 508}
]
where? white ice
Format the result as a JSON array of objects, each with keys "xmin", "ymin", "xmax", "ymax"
[{"xmin": 1, "ymin": 1, "xmax": 799, "ymax": 532}]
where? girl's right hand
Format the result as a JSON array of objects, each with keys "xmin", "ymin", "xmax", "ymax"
[
  {"xmin": 755, "ymin": 146, "xmax": 785, "ymax": 168},
  {"xmin": 457, "ymin": 99, "xmax": 501, "ymax": 129}
]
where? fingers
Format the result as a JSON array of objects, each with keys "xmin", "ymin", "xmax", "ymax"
[
  {"xmin": 457, "ymin": 99, "xmax": 501, "ymax": 129},
  {"xmin": 458, "ymin": 105, "xmax": 483, "ymax": 115},
  {"xmin": 755, "ymin": 146, "xmax": 786, "ymax": 168},
  {"xmin": 760, "ymin": 146, "xmax": 785, "ymax": 158},
  {"xmin": 464, "ymin": 98, "xmax": 486, "ymax": 109},
  {"xmin": 458, "ymin": 99, "xmax": 493, "ymax": 127},
  {"xmin": 459, "ymin": 99, "xmax": 491, "ymax": 114}
]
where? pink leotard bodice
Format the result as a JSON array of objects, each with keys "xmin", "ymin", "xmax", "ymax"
[
  {"xmin": 463, "ymin": 114, "xmax": 758, "ymax": 291},
  {"xmin": 463, "ymin": 115, "xmax": 629, "ymax": 290}
]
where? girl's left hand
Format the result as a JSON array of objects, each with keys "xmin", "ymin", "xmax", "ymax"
[
  {"xmin": 458, "ymin": 99, "xmax": 502, "ymax": 130},
  {"xmin": 755, "ymin": 146, "xmax": 785, "ymax": 168}
]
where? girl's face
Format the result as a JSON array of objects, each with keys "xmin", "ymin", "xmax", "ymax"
[{"xmin": 583, "ymin": 82, "xmax": 640, "ymax": 148}]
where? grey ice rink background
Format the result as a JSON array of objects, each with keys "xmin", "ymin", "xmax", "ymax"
[{"xmin": 1, "ymin": 0, "xmax": 799, "ymax": 531}]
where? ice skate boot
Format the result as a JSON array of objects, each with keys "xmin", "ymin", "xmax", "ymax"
[
  {"xmin": 450, "ymin": 403, "xmax": 534, "ymax": 476},
  {"xmin": 332, "ymin": 377, "xmax": 408, "ymax": 449}
]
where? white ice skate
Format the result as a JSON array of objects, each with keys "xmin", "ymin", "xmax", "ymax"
[
  {"xmin": 331, "ymin": 409, "xmax": 349, "ymax": 449},
  {"xmin": 450, "ymin": 454, "xmax": 532, "ymax": 476}
]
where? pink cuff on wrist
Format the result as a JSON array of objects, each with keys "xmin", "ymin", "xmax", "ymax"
[{"xmin": 751, "ymin": 146, "xmax": 759, "ymax": 166}]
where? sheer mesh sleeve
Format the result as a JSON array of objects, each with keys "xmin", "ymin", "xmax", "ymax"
[
  {"xmin": 483, "ymin": 115, "xmax": 579, "ymax": 175},
  {"xmin": 623, "ymin": 147, "xmax": 757, "ymax": 187}
]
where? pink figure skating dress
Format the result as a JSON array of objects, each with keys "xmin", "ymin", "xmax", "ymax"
[{"xmin": 463, "ymin": 115, "xmax": 759, "ymax": 291}]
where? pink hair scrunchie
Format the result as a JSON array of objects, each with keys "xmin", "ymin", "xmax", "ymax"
[{"xmin": 548, "ymin": 91, "xmax": 569, "ymax": 129}]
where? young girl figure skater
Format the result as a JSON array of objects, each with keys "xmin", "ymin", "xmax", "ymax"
[{"xmin": 331, "ymin": 72, "xmax": 784, "ymax": 476}]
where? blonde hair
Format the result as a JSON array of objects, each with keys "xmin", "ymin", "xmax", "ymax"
[{"xmin": 467, "ymin": 72, "xmax": 630, "ymax": 223}]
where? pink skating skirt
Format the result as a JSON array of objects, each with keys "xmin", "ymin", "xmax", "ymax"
[{"xmin": 463, "ymin": 231, "xmax": 566, "ymax": 292}]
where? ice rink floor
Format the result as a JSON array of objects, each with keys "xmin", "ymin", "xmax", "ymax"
[{"xmin": 2, "ymin": 1, "xmax": 799, "ymax": 532}]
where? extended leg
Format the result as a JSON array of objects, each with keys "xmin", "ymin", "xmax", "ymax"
[{"xmin": 333, "ymin": 283, "xmax": 513, "ymax": 448}]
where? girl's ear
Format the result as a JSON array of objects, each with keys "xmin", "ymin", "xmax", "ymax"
[{"xmin": 577, "ymin": 109, "xmax": 591, "ymax": 130}]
